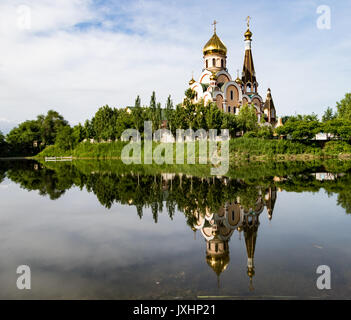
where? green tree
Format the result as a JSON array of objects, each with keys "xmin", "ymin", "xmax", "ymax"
[
  {"xmin": 276, "ymin": 116, "xmax": 321, "ymax": 140},
  {"xmin": 165, "ymin": 95, "xmax": 174, "ymax": 131},
  {"xmin": 237, "ymin": 103, "xmax": 258, "ymax": 134},
  {"xmin": 336, "ymin": 93, "xmax": 351, "ymax": 120},
  {"xmin": 320, "ymin": 118, "xmax": 351, "ymax": 141},
  {"xmin": 149, "ymin": 91, "xmax": 157, "ymax": 130},
  {"xmin": 257, "ymin": 125, "xmax": 274, "ymax": 139},
  {"xmin": 115, "ymin": 109, "xmax": 134, "ymax": 139},
  {"xmin": 0, "ymin": 130, "xmax": 8, "ymax": 157},
  {"xmin": 84, "ymin": 120, "xmax": 95, "ymax": 139},
  {"xmin": 155, "ymin": 102, "xmax": 162, "ymax": 129},
  {"xmin": 56, "ymin": 126, "xmax": 74, "ymax": 151},
  {"xmin": 92, "ymin": 105, "xmax": 117, "ymax": 141},
  {"xmin": 132, "ymin": 95, "xmax": 144, "ymax": 132},
  {"xmin": 221, "ymin": 112, "xmax": 238, "ymax": 138},
  {"xmin": 39, "ymin": 110, "xmax": 69, "ymax": 145},
  {"xmin": 6, "ymin": 120, "xmax": 42, "ymax": 156},
  {"xmin": 204, "ymin": 102, "xmax": 222, "ymax": 130},
  {"xmin": 72, "ymin": 123, "xmax": 85, "ymax": 145},
  {"xmin": 322, "ymin": 107, "xmax": 336, "ymax": 122},
  {"xmin": 170, "ymin": 103, "xmax": 187, "ymax": 134}
]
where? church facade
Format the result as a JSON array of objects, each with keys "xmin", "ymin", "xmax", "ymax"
[{"xmin": 188, "ymin": 19, "xmax": 277, "ymax": 126}]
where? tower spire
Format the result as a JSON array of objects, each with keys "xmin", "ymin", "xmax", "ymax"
[{"xmin": 242, "ymin": 16, "xmax": 257, "ymax": 93}]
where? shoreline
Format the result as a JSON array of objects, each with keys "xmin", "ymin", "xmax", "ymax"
[{"xmin": 27, "ymin": 153, "xmax": 351, "ymax": 162}]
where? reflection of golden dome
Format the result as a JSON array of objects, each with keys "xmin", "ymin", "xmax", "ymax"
[
  {"xmin": 244, "ymin": 28, "xmax": 252, "ymax": 40},
  {"xmin": 206, "ymin": 253, "xmax": 230, "ymax": 276},
  {"xmin": 247, "ymin": 267, "xmax": 255, "ymax": 278},
  {"xmin": 203, "ymin": 33, "xmax": 227, "ymax": 56}
]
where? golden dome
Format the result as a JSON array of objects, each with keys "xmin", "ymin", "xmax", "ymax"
[
  {"xmin": 203, "ymin": 32, "xmax": 227, "ymax": 56},
  {"xmin": 235, "ymin": 77, "xmax": 243, "ymax": 84},
  {"xmin": 210, "ymin": 72, "xmax": 217, "ymax": 80},
  {"xmin": 244, "ymin": 28, "xmax": 252, "ymax": 40},
  {"xmin": 189, "ymin": 77, "xmax": 195, "ymax": 86}
]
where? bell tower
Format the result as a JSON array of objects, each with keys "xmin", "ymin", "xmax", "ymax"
[{"xmin": 242, "ymin": 17, "xmax": 258, "ymax": 94}]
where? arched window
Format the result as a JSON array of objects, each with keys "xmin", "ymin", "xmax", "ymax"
[
  {"xmin": 212, "ymin": 58, "xmax": 215, "ymax": 67},
  {"xmin": 221, "ymin": 59, "xmax": 224, "ymax": 68},
  {"xmin": 228, "ymin": 106, "xmax": 231, "ymax": 113},
  {"xmin": 206, "ymin": 60, "xmax": 208, "ymax": 68},
  {"xmin": 247, "ymin": 84, "xmax": 251, "ymax": 92},
  {"xmin": 230, "ymin": 90, "xmax": 233, "ymax": 100}
]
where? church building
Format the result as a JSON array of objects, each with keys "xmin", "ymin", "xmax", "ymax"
[{"xmin": 188, "ymin": 18, "xmax": 277, "ymax": 126}]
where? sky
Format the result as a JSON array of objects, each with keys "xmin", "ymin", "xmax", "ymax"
[{"xmin": 0, "ymin": 0, "xmax": 350, "ymax": 132}]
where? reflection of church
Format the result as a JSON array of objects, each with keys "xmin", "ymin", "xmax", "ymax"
[
  {"xmin": 191, "ymin": 187, "xmax": 277, "ymax": 289},
  {"xmin": 188, "ymin": 18, "xmax": 277, "ymax": 125}
]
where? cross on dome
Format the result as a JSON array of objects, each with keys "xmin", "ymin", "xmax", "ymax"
[
  {"xmin": 212, "ymin": 20, "xmax": 218, "ymax": 33},
  {"xmin": 246, "ymin": 16, "xmax": 251, "ymax": 28}
]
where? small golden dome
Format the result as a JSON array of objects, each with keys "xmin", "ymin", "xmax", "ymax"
[
  {"xmin": 189, "ymin": 77, "xmax": 195, "ymax": 86},
  {"xmin": 210, "ymin": 72, "xmax": 217, "ymax": 81},
  {"xmin": 244, "ymin": 28, "xmax": 252, "ymax": 40},
  {"xmin": 235, "ymin": 77, "xmax": 243, "ymax": 84},
  {"xmin": 203, "ymin": 32, "xmax": 227, "ymax": 56}
]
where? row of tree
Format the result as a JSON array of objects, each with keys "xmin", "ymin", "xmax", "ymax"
[
  {"xmin": 0, "ymin": 110, "xmax": 70, "ymax": 156},
  {"xmin": 276, "ymin": 96, "xmax": 351, "ymax": 141},
  {"xmin": 1, "ymin": 91, "xmax": 351, "ymax": 156},
  {"xmin": 29, "ymin": 90, "xmax": 261, "ymax": 152}
]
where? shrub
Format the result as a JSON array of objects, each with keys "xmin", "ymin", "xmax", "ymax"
[{"xmin": 323, "ymin": 141, "xmax": 351, "ymax": 154}]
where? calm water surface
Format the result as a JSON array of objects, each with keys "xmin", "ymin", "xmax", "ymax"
[{"xmin": 1, "ymin": 159, "xmax": 351, "ymax": 299}]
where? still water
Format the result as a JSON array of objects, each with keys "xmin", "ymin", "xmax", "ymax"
[{"xmin": 1, "ymin": 159, "xmax": 351, "ymax": 299}]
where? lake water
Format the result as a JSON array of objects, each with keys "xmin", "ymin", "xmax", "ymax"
[{"xmin": 1, "ymin": 159, "xmax": 351, "ymax": 299}]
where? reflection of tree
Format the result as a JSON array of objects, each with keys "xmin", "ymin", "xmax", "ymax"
[
  {"xmin": 4, "ymin": 159, "xmax": 351, "ymax": 291},
  {"xmin": 337, "ymin": 192, "xmax": 351, "ymax": 214},
  {"xmin": 0, "ymin": 162, "xmax": 7, "ymax": 184},
  {"xmin": 3, "ymin": 160, "xmax": 351, "ymax": 218},
  {"xmin": 5, "ymin": 160, "xmax": 74, "ymax": 200}
]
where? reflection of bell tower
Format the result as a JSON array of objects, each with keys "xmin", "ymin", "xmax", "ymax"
[
  {"xmin": 185, "ymin": 182, "xmax": 278, "ymax": 290},
  {"xmin": 243, "ymin": 212, "xmax": 260, "ymax": 291},
  {"xmin": 265, "ymin": 187, "xmax": 277, "ymax": 221}
]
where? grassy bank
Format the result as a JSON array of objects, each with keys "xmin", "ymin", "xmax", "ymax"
[{"xmin": 35, "ymin": 138, "xmax": 351, "ymax": 161}]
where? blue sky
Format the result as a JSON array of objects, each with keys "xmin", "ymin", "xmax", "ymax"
[{"xmin": 0, "ymin": 0, "xmax": 350, "ymax": 131}]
